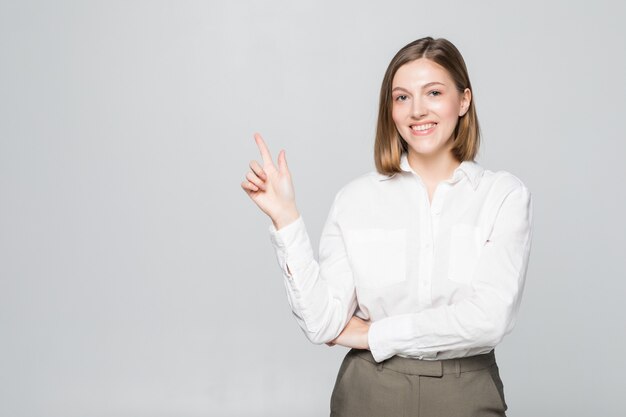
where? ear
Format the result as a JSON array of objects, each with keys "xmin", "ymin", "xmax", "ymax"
[{"xmin": 459, "ymin": 88, "xmax": 471, "ymax": 117}]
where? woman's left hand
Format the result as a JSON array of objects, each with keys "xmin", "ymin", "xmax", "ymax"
[{"xmin": 326, "ymin": 316, "xmax": 371, "ymax": 350}]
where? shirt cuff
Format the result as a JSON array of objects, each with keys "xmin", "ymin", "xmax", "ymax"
[
  {"xmin": 268, "ymin": 215, "xmax": 314, "ymax": 278},
  {"xmin": 368, "ymin": 318, "xmax": 398, "ymax": 362},
  {"xmin": 368, "ymin": 315, "xmax": 438, "ymax": 362},
  {"xmin": 268, "ymin": 215, "xmax": 304, "ymax": 248}
]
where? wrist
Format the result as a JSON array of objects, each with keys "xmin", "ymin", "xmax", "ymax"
[{"xmin": 272, "ymin": 208, "xmax": 300, "ymax": 230}]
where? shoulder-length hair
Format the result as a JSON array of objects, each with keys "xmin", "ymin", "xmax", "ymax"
[{"xmin": 374, "ymin": 37, "xmax": 481, "ymax": 176}]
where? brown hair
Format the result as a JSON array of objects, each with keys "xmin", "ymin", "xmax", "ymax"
[{"xmin": 374, "ymin": 37, "xmax": 481, "ymax": 175}]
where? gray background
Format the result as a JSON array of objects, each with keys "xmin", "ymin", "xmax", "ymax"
[{"xmin": 1, "ymin": 1, "xmax": 624, "ymax": 416}]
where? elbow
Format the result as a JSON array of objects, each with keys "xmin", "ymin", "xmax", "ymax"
[
  {"xmin": 480, "ymin": 307, "xmax": 514, "ymax": 347},
  {"xmin": 289, "ymin": 313, "xmax": 330, "ymax": 345},
  {"xmin": 290, "ymin": 311, "xmax": 334, "ymax": 345},
  {"xmin": 300, "ymin": 324, "xmax": 339, "ymax": 345},
  {"xmin": 300, "ymin": 311, "xmax": 345, "ymax": 345},
  {"xmin": 297, "ymin": 298, "xmax": 349, "ymax": 345},
  {"xmin": 303, "ymin": 329, "xmax": 332, "ymax": 345},
  {"xmin": 470, "ymin": 289, "xmax": 519, "ymax": 347},
  {"xmin": 481, "ymin": 320, "xmax": 506, "ymax": 347}
]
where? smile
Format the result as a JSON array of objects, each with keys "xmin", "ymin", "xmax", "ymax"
[{"xmin": 410, "ymin": 123, "xmax": 437, "ymax": 135}]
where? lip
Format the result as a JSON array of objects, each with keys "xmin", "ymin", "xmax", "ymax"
[{"xmin": 409, "ymin": 122, "xmax": 437, "ymax": 136}]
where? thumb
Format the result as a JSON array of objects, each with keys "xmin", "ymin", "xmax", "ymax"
[{"xmin": 278, "ymin": 149, "xmax": 289, "ymax": 173}]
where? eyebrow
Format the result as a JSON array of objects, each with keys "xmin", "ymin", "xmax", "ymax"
[{"xmin": 392, "ymin": 82, "xmax": 446, "ymax": 92}]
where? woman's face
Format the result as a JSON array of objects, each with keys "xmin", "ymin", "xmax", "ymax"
[{"xmin": 391, "ymin": 58, "xmax": 471, "ymax": 160}]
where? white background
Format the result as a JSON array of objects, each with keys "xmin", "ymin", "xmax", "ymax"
[{"xmin": 1, "ymin": 1, "xmax": 625, "ymax": 416}]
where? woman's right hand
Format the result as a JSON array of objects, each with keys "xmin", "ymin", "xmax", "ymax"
[{"xmin": 241, "ymin": 133, "xmax": 300, "ymax": 229}]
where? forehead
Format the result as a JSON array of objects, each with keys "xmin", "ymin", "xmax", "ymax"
[{"xmin": 392, "ymin": 58, "xmax": 453, "ymax": 88}]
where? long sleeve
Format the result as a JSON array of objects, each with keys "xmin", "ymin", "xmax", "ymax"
[
  {"xmin": 368, "ymin": 183, "xmax": 534, "ymax": 362},
  {"xmin": 268, "ymin": 189, "xmax": 358, "ymax": 344}
]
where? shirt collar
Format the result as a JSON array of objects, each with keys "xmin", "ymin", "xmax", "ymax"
[{"xmin": 378, "ymin": 151, "xmax": 485, "ymax": 189}]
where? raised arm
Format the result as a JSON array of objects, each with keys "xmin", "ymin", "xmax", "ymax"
[
  {"xmin": 268, "ymin": 188, "xmax": 358, "ymax": 344},
  {"xmin": 241, "ymin": 133, "xmax": 357, "ymax": 344}
]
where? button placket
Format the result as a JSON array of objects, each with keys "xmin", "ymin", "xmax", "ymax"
[
  {"xmin": 418, "ymin": 180, "xmax": 435, "ymax": 307},
  {"xmin": 422, "ymin": 183, "xmax": 448, "ymax": 306}
]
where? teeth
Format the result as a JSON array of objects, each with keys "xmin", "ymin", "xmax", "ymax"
[{"xmin": 411, "ymin": 123, "xmax": 436, "ymax": 131}]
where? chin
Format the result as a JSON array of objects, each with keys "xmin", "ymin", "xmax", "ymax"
[
  {"xmin": 406, "ymin": 137, "xmax": 452, "ymax": 156},
  {"xmin": 408, "ymin": 143, "xmax": 443, "ymax": 156}
]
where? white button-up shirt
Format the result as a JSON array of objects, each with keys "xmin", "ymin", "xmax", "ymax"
[{"xmin": 268, "ymin": 151, "xmax": 533, "ymax": 363}]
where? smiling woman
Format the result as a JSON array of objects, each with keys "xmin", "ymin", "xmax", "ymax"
[
  {"xmin": 242, "ymin": 36, "xmax": 533, "ymax": 417},
  {"xmin": 375, "ymin": 38, "xmax": 481, "ymax": 183}
]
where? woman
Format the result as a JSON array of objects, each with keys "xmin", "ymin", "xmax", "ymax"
[{"xmin": 241, "ymin": 37, "xmax": 533, "ymax": 417}]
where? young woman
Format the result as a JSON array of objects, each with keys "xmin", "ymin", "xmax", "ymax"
[{"xmin": 241, "ymin": 37, "xmax": 533, "ymax": 417}]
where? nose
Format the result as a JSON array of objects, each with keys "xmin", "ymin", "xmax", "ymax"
[{"xmin": 411, "ymin": 96, "xmax": 427, "ymax": 119}]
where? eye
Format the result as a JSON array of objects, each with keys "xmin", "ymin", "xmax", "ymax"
[
  {"xmin": 395, "ymin": 95, "xmax": 408, "ymax": 102},
  {"xmin": 428, "ymin": 90, "xmax": 442, "ymax": 97}
]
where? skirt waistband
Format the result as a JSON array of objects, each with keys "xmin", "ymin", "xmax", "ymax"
[{"xmin": 350, "ymin": 348, "xmax": 496, "ymax": 377}]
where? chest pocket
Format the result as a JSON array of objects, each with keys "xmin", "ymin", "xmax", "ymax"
[
  {"xmin": 448, "ymin": 223, "xmax": 484, "ymax": 285},
  {"xmin": 343, "ymin": 228, "xmax": 407, "ymax": 290}
]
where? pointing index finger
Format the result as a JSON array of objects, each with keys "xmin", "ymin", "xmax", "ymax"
[{"xmin": 253, "ymin": 133, "xmax": 274, "ymax": 167}]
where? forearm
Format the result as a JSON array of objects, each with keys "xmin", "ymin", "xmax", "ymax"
[
  {"xmin": 269, "ymin": 214, "xmax": 357, "ymax": 345},
  {"xmin": 368, "ymin": 292, "xmax": 514, "ymax": 361},
  {"xmin": 327, "ymin": 315, "xmax": 371, "ymax": 350}
]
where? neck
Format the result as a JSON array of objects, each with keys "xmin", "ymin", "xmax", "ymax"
[{"xmin": 406, "ymin": 148, "xmax": 461, "ymax": 185}]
